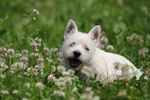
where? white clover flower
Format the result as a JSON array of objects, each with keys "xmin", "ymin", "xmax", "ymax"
[
  {"xmin": 53, "ymin": 90, "xmax": 65, "ymax": 97},
  {"xmin": 23, "ymin": 62, "xmax": 28, "ymax": 69},
  {"xmin": 81, "ymin": 66, "xmax": 91, "ymax": 77},
  {"xmin": 15, "ymin": 53, "xmax": 22, "ymax": 61},
  {"xmin": 81, "ymin": 87, "xmax": 97, "ymax": 100},
  {"xmin": 25, "ymin": 82, "xmax": 30, "ymax": 88},
  {"xmin": 1, "ymin": 90, "xmax": 9, "ymax": 95},
  {"xmin": 7, "ymin": 49, "xmax": 14, "ymax": 58},
  {"xmin": 57, "ymin": 58, "xmax": 63, "ymax": 62},
  {"xmin": 35, "ymin": 37, "xmax": 41, "ymax": 46},
  {"xmin": 33, "ymin": 9, "xmax": 39, "ymax": 15},
  {"xmin": 62, "ymin": 71, "xmax": 70, "ymax": 77},
  {"xmin": 15, "ymin": 53, "xmax": 22, "ymax": 58},
  {"xmin": 69, "ymin": 97, "xmax": 76, "ymax": 100},
  {"xmin": 51, "ymin": 48, "xmax": 58, "ymax": 52},
  {"xmin": 106, "ymin": 45, "xmax": 114, "ymax": 52},
  {"xmin": 43, "ymin": 47, "xmax": 50, "ymax": 52},
  {"xmin": 11, "ymin": 62, "xmax": 24, "ymax": 72},
  {"xmin": 36, "ymin": 82, "xmax": 44, "ymax": 90},
  {"xmin": 144, "ymin": 76, "xmax": 149, "ymax": 80},
  {"xmin": 0, "ymin": 74, "xmax": 6, "ymax": 78},
  {"xmin": 35, "ymin": 63, "xmax": 44, "ymax": 70},
  {"xmin": 0, "ymin": 64, "xmax": 8, "ymax": 72},
  {"xmin": 64, "ymin": 77, "xmax": 72, "ymax": 85},
  {"xmin": 138, "ymin": 47, "xmax": 149, "ymax": 58},
  {"xmin": 26, "ymin": 67, "xmax": 32, "ymax": 72},
  {"xmin": 117, "ymin": 90, "xmax": 127, "ymax": 97},
  {"xmin": 37, "ymin": 57, "xmax": 44, "ymax": 63},
  {"xmin": 146, "ymin": 69, "xmax": 150, "ymax": 77},
  {"xmin": 103, "ymin": 10, "xmax": 109, "ymax": 16},
  {"xmin": 138, "ymin": 51, "xmax": 145, "ymax": 58},
  {"xmin": 44, "ymin": 47, "xmax": 50, "ymax": 55},
  {"xmin": 32, "ymin": 68, "xmax": 38, "ymax": 76},
  {"xmin": 55, "ymin": 77, "xmax": 67, "ymax": 90},
  {"xmin": 24, "ymin": 72, "xmax": 29, "ymax": 76},
  {"xmin": 142, "ymin": 47, "xmax": 149, "ymax": 53},
  {"xmin": 57, "ymin": 77, "xmax": 65, "ymax": 82},
  {"xmin": 141, "ymin": 6, "xmax": 148, "ymax": 14},
  {"xmin": 72, "ymin": 87, "xmax": 78, "ymax": 93},
  {"xmin": 18, "ymin": 75, "xmax": 22, "ymax": 78},
  {"xmin": 47, "ymin": 74, "xmax": 55, "ymax": 80},
  {"xmin": 30, "ymin": 41, "xmax": 38, "ymax": 51},
  {"xmin": 3, "ymin": 64, "xmax": 8, "ymax": 69},
  {"xmin": 47, "ymin": 58, "xmax": 53, "ymax": 64},
  {"xmin": 81, "ymin": 93, "xmax": 92, "ymax": 100},
  {"xmin": 12, "ymin": 90, "xmax": 19, "ymax": 95},
  {"xmin": 33, "ymin": 17, "xmax": 36, "ymax": 20},
  {"xmin": 47, "ymin": 74, "xmax": 56, "ymax": 82},
  {"xmin": 22, "ymin": 98, "xmax": 29, "ymax": 100},
  {"xmin": 22, "ymin": 50, "xmax": 28, "ymax": 56},
  {"xmin": 117, "ymin": 0, "xmax": 123, "ymax": 6},
  {"xmin": 126, "ymin": 36, "xmax": 134, "ymax": 42},
  {"xmin": 51, "ymin": 65, "xmax": 56, "ymax": 72},
  {"xmin": 93, "ymin": 96, "xmax": 100, "ymax": 100},
  {"xmin": 0, "ymin": 58, "xmax": 5, "ymax": 66},
  {"xmin": 20, "ymin": 56, "xmax": 28, "ymax": 62},
  {"xmin": 85, "ymin": 87, "xmax": 92, "ymax": 92},
  {"xmin": 25, "ymin": 92, "xmax": 31, "ymax": 97},
  {"xmin": 135, "ymin": 35, "xmax": 143, "ymax": 44},
  {"xmin": 0, "ymin": 47, "xmax": 7, "ymax": 52},
  {"xmin": 122, "ymin": 65, "xmax": 133, "ymax": 80},
  {"xmin": 35, "ymin": 65, "xmax": 39, "ymax": 69},
  {"xmin": 57, "ymin": 65, "xmax": 66, "ymax": 73},
  {"xmin": 68, "ymin": 69, "xmax": 75, "ymax": 76},
  {"xmin": 0, "ymin": 48, "xmax": 7, "ymax": 57},
  {"xmin": 98, "ymin": 43, "xmax": 105, "ymax": 49},
  {"xmin": 30, "ymin": 52, "xmax": 40, "ymax": 57},
  {"xmin": 10, "ymin": 70, "xmax": 15, "ymax": 74},
  {"xmin": 40, "ymin": 70, "xmax": 44, "ymax": 75},
  {"xmin": 100, "ymin": 36, "xmax": 108, "ymax": 45},
  {"xmin": 55, "ymin": 81, "xmax": 66, "ymax": 88},
  {"xmin": 7, "ymin": 49, "xmax": 14, "ymax": 54}
]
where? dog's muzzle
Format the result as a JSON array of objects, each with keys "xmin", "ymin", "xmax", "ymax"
[
  {"xmin": 69, "ymin": 51, "xmax": 82, "ymax": 68},
  {"xmin": 73, "ymin": 51, "xmax": 81, "ymax": 58},
  {"xmin": 69, "ymin": 58, "xmax": 82, "ymax": 68}
]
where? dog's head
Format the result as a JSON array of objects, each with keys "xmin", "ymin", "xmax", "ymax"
[{"xmin": 61, "ymin": 19, "xmax": 101, "ymax": 70}]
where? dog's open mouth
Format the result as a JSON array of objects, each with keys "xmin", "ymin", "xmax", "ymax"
[{"xmin": 69, "ymin": 58, "xmax": 82, "ymax": 68}]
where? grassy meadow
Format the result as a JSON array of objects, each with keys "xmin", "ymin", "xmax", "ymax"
[{"xmin": 0, "ymin": 0, "xmax": 150, "ymax": 99}]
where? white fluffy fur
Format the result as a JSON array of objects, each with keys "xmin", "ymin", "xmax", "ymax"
[{"xmin": 61, "ymin": 19, "xmax": 142, "ymax": 84}]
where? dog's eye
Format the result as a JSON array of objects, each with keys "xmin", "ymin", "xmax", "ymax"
[
  {"xmin": 69, "ymin": 42, "xmax": 75, "ymax": 47},
  {"xmin": 85, "ymin": 46, "xmax": 89, "ymax": 51}
]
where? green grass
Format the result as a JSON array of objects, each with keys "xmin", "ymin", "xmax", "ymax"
[{"xmin": 0, "ymin": 0, "xmax": 150, "ymax": 100}]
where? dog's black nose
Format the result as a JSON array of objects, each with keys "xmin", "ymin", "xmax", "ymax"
[{"xmin": 73, "ymin": 51, "xmax": 81, "ymax": 58}]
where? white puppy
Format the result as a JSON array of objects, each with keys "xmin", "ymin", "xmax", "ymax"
[{"xmin": 61, "ymin": 19, "xmax": 142, "ymax": 84}]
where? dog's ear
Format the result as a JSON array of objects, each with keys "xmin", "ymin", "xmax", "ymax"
[
  {"xmin": 89, "ymin": 25, "xmax": 101, "ymax": 46},
  {"xmin": 64, "ymin": 19, "xmax": 78, "ymax": 39}
]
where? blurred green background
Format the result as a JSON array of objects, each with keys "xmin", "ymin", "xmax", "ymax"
[{"xmin": 0, "ymin": 0, "xmax": 149, "ymax": 50}]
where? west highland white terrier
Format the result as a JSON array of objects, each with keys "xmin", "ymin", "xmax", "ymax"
[{"xmin": 61, "ymin": 19, "xmax": 142, "ymax": 84}]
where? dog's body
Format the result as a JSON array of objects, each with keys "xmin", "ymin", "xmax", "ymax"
[{"xmin": 61, "ymin": 19, "xmax": 142, "ymax": 84}]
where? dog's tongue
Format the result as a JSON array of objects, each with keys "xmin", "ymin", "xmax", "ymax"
[{"xmin": 69, "ymin": 58, "xmax": 81, "ymax": 67}]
